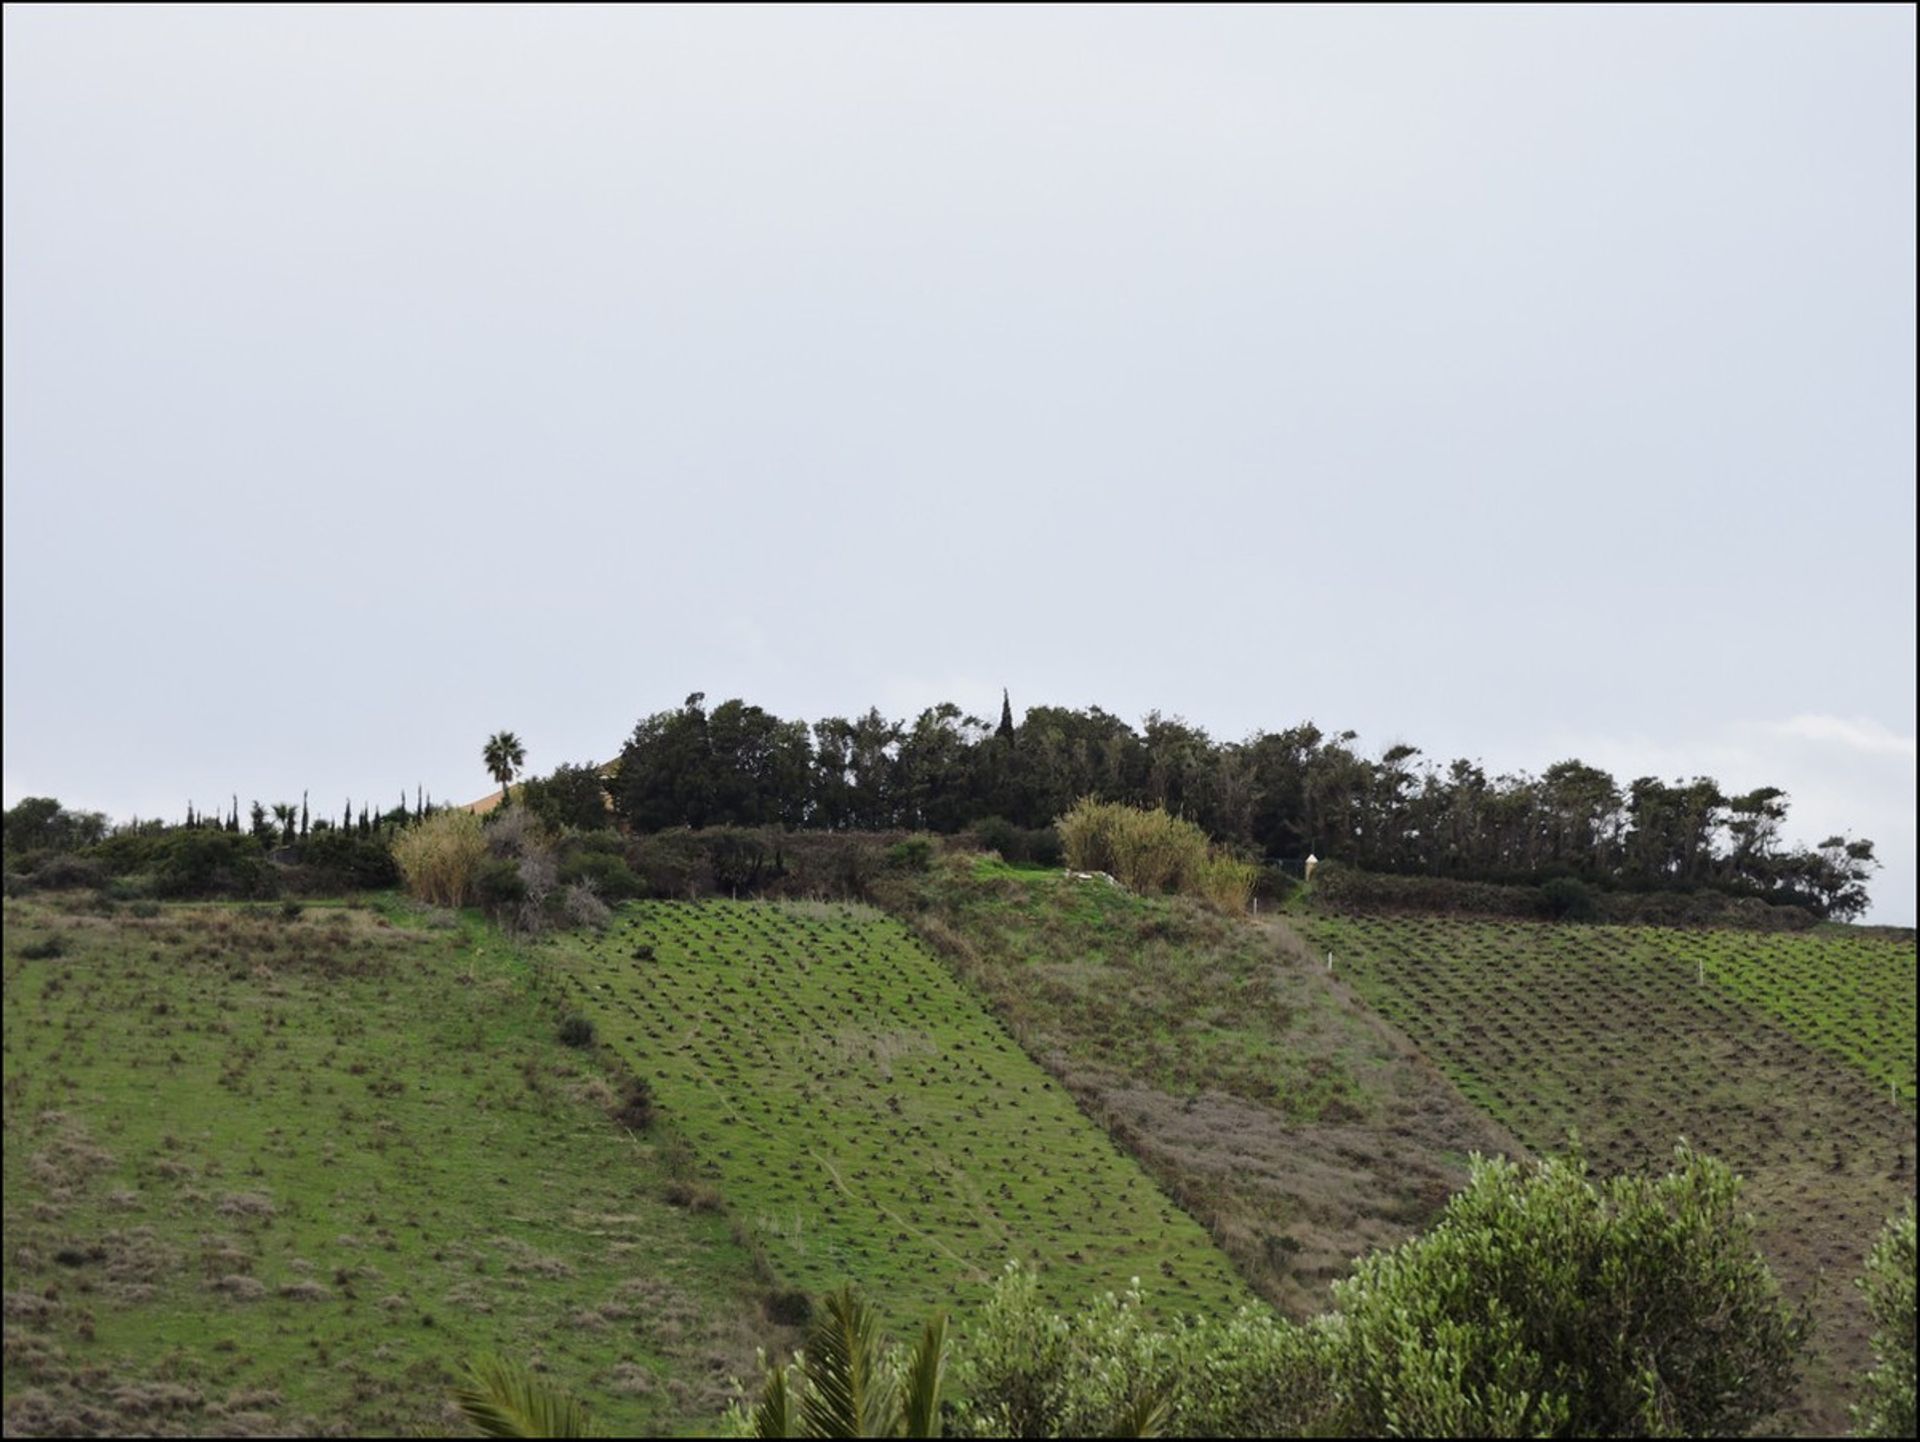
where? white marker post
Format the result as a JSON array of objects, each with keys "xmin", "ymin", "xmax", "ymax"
[{"xmin": 1327, "ymin": 951, "xmax": 1334, "ymax": 972}]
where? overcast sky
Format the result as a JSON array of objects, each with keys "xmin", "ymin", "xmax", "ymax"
[{"xmin": 5, "ymin": 5, "xmax": 1914, "ymax": 920}]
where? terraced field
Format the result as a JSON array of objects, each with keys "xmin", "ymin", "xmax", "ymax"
[
  {"xmin": 1, "ymin": 897, "xmax": 773, "ymax": 1438},
  {"xmin": 550, "ymin": 900, "xmax": 1255, "ymax": 1326},
  {"xmin": 1292, "ymin": 913, "xmax": 1917, "ymax": 1433}
]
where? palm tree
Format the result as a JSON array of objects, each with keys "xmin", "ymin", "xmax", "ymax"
[
  {"xmin": 270, "ymin": 802, "xmax": 296, "ymax": 847},
  {"xmin": 483, "ymin": 731, "xmax": 527, "ymax": 808},
  {"xmin": 750, "ymin": 1286, "xmax": 949, "ymax": 1438},
  {"xmin": 451, "ymin": 1355, "xmax": 599, "ymax": 1438}
]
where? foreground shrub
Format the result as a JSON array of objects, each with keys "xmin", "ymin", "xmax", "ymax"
[
  {"xmin": 1326, "ymin": 1144, "xmax": 1805, "ymax": 1437},
  {"xmin": 730, "ymin": 1286, "xmax": 949, "ymax": 1439},
  {"xmin": 557, "ymin": 1013, "xmax": 595, "ymax": 1049},
  {"xmin": 950, "ymin": 1262, "xmax": 1331, "ymax": 1438},
  {"xmin": 1855, "ymin": 1203, "xmax": 1917, "ymax": 1438},
  {"xmin": 450, "ymin": 1354, "xmax": 600, "ymax": 1438},
  {"xmin": 392, "ymin": 809, "xmax": 489, "ymax": 908}
]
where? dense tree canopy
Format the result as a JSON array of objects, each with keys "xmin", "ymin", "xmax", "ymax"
[{"xmin": 606, "ymin": 693, "xmax": 1878, "ymax": 918}]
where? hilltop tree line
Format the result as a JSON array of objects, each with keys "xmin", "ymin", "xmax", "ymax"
[
  {"xmin": 2, "ymin": 786, "xmax": 440, "ymax": 898},
  {"xmin": 590, "ymin": 693, "xmax": 1878, "ymax": 918}
]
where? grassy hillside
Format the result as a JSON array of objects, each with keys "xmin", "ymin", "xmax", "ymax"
[
  {"xmin": 878, "ymin": 856, "xmax": 1522, "ymax": 1319},
  {"xmin": 1292, "ymin": 912, "xmax": 1917, "ymax": 1434},
  {"xmin": 546, "ymin": 898, "xmax": 1253, "ymax": 1325},
  {"xmin": 1, "ymin": 896, "xmax": 775, "ymax": 1438}
]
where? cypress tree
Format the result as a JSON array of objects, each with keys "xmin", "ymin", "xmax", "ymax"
[
  {"xmin": 300, "ymin": 792, "xmax": 309, "ymax": 840},
  {"xmin": 358, "ymin": 805, "xmax": 370, "ymax": 837},
  {"xmin": 997, "ymin": 688, "xmax": 1016, "ymax": 743}
]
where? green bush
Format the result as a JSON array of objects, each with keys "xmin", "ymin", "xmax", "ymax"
[
  {"xmin": 476, "ymin": 858, "xmax": 529, "ymax": 915},
  {"xmin": 31, "ymin": 854, "xmax": 104, "ymax": 890},
  {"xmin": 557, "ymin": 1013, "xmax": 596, "ymax": 1049},
  {"xmin": 1539, "ymin": 875, "xmax": 1598, "ymax": 921},
  {"xmin": 885, "ymin": 838, "xmax": 934, "ymax": 873},
  {"xmin": 1855, "ymin": 1203, "xmax": 1917, "ymax": 1438},
  {"xmin": 558, "ymin": 849, "xmax": 643, "ymax": 901},
  {"xmin": 1325, "ymin": 1145, "xmax": 1805, "ymax": 1437},
  {"xmin": 948, "ymin": 1261, "xmax": 1333, "ymax": 1439},
  {"xmin": 298, "ymin": 829, "xmax": 400, "ymax": 889},
  {"xmin": 151, "ymin": 830, "xmax": 278, "ymax": 899}
]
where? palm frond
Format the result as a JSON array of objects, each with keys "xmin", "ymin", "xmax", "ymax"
[
  {"xmin": 799, "ymin": 1286, "xmax": 895, "ymax": 1439},
  {"xmin": 1113, "ymin": 1387, "xmax": 1171, "ymax": 1439},
  {"xmin": 753, "ymin": 1361, "xmax": 794, "ymax": 1439},
  {"xmin": 898, "ymin": 1312, "xmax": 948, "ymax": 1439},
  {"xmin": 450, "ymin": 1354, "xmax": 599, "ymax": 1438}
]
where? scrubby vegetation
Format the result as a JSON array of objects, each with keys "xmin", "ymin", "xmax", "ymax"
[
  {"xmin": 2, "ymin": 719, "xmax": 1905, "ymax": 1437},
  {"xmin": 392, "ymin": 808, "xmax": 490, "ymax": 907},
  {"xmin": 1056, "ymin": 798, "xmax": 1256, "ymax": 911},
  {"xmin": 1855, "ymin": 1203, "xmax": 1918, "ymax": 1438},
  {"xmin": 728, "ymin": 1146, "xmax": 1807, "ymax": 1438},
  {"xmin": 1295, "ymin": 911, "xmax": 1916, "ymax": 1431}
]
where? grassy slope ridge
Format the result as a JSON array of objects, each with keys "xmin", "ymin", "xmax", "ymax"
[
  {"xmin": 1294, "ymin": 912, "xmax": 1918, "ymax": 1435},
  {"xmin": 547, "ymin": 898, "xmax": 1253, "ymax": 1326},
  {"xmin": 2, "ymin": 896, "xmax": 773, "ymax": 1438},
  {"xmin": 878, "ymin": 856, "xmax": 1524, "ymax": 1320}
]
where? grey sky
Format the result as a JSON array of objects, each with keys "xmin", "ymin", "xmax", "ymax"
[{"xmin": 5, "ymin": 5, "xmax": 1915, "ymax": 920}]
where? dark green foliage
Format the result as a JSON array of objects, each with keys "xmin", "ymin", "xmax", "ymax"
[
  {"xmin": 965, "ymin": 817, "xmax": 1062, "ymax": 868},
  {"xmin": 1855, "ymin": 1204, "xmax": 1917, "ymax": 1438},
  {"xmin": 557, "ymin": 1012, "xmax": 596, "ymax": 1049},
  {"xmin": 885, "ymin": 838, "xmax": 933, "ymax": 872},
  {"xmin": 1539, "ymin": 875, "xmax": 1598, "ymax": 921},
  {"xmin": 558, "ymin": 849, "xmax": 643, "ymax": 901},
  {"xmin": 612, "ymin": 1076, "xmax": 654, "ymax": 1130},
  {"xmin": 706, "ymin": 828, "xmax": 786, "ymax": 895},
  {"xmin": 477, "ymin": 858, "xmax": 528, "ymax": 915},
  {"xmin": 600, "ymin": 694, "xmax": 1874, "ymax": 916},
  {"xmin": 30, "ymin": 853, "xmax": 105, "ymax": 890},
  {"xmin": 297, "ymin": 829, "xmax": 400, "ymax": 889},
  {"xmin": 518, "ymin": 761, "xmax": 615, "ymax": 833},
  {"xmin": 483, "ymin": 730, "xmax": 528, "ymax": 807},
  {"xmin": 150, "ymin": 829, "xmax": 278, "ymax": 899},
  {"xmin": 1326, "ymin": 1145, "xmax": 1806, "ymax": 1437},
  {"xmin": 764, "ymin": 1289, "xmax": 814, "ymax": 1327},
  {"xmin": 19, "ymin": 934, "xmax": 66, "ymax": 960},
  {"xmin": 1314, "ymin": 861, "xmax": 1820, "ymax": 930},
  {"xmin": 3, "ymin": 797, "xmax": 108, "ymax": 857}
]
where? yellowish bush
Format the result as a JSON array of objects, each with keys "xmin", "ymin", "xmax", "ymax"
[
  {"xmin": 1057, "ymin": 798, "xmax": 1252, "ymax": 912},
  {"xmin": 392, "ymin": 809, "xmax": 489, "ymax": 908}
]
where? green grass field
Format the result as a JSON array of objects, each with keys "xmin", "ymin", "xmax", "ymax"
[
  {"xmin": 1, "ymin": 896, "xmax": 773, "ymax": 1437},
  {"xmin": 547, "ymin": 898, "xmax": 1255, "ymax": 1328},
  {"xmin": 882, "ymin": 858, "xmax": 1522, "ymax": 1318},
  {"xmin": 1291, "ymin": 912, "xmax": 1917, "ymax": 1433}
]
